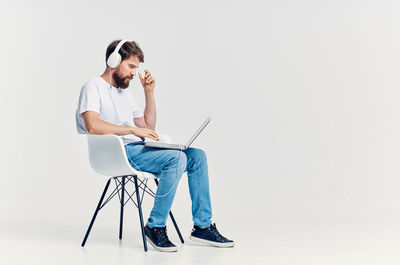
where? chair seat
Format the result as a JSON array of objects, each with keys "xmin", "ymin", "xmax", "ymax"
[{"xmin": 86, "ymin": 134, "xmax": 169, "ymax": 179}]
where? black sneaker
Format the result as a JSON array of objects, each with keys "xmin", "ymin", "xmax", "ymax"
[
  {"xmin": 190, "ymin": 223, "xmax": 234, "ymax": 247},
  {"xmin": 144, "ymin": 225, "xmax": 178, "ymax": 252}
]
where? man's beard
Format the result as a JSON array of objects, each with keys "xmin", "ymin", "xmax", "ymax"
[{"xmin": 113, "ymin": 70, "xmax": 132, "ymax": 89}]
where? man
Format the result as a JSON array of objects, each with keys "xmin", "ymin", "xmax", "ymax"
[{"xmin": 76, "ymin": 39, "xmax": 234, "ymax": 252}]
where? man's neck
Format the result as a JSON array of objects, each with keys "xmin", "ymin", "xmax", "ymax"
[{"xmin": 100, "ymin": 69, "xmax": 118, "ymax": 87}]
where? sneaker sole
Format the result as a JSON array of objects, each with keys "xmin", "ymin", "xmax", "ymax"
[
  {"xmin": 189, "ymin": 235, "xmax": 235, "ymax": 248},
  {"xmin": 145, "ymin": 236, "xmax": 178, "ymax": 252}
]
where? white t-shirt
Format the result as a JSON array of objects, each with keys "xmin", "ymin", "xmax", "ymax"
[{"xmin": 75, "ymin": 76, "xmax": 144, "ymax": 145}]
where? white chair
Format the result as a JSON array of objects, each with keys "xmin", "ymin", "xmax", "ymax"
[{"xmin": 80, "ymin": 134, "xmax": 184, "ymax": 251}]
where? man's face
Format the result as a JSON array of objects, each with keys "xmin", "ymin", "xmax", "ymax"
[{"xmin": 113, "ymin": 55, "xmax": 140, "ymax": 89}]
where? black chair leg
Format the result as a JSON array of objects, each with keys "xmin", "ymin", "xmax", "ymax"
[
  {"xmin": 134, "ymin": 175, "xmax": 148, "ymax": 251},
  {"xmin": 154, "ymin": 179, "xmax": 185, "ymax": 243},
  {"xmin": 169, "ymin": 211, "xmax": 185, "ymax": 243},
  {"xmin": 119, "ymin": 176, "xmax": 125, "ymax": 240},
  {"xmin": 81, "ymin": 179, "xmax": 111, "ymax": 247}
]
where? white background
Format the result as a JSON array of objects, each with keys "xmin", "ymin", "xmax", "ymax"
[{"xmin": 1, "ymin": 0, "xmax": 400, "ymax": 264}]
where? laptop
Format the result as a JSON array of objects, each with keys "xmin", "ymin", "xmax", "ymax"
[{"xmin": 145, "ymin": 117, "xmax": 211, "ymax": 150}]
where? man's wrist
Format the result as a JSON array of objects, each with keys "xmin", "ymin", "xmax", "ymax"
[{"xmin": 144, "ymin": 90, "xmax": 155, "ymax": 96}]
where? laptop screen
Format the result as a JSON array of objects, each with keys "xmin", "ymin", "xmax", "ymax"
[{"xmin": 185, "ymin": 117, "xmax": 211, "ymax": 147}]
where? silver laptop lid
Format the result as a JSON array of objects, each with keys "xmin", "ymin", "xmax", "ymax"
[{"xmin": 185, "ymin": 117, "xmax": 211, "ymax": 147}]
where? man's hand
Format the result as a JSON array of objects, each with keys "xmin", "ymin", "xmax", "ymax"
[
  {"xmin": 138, "ymin": 69, "xmax": 155, "ymax": 93},
  {"xmin": 132, "ymin": 127, "xmax": 159, "ymax": 141}
]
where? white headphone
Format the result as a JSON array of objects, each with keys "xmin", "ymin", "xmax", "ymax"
[{"xmin": 106, "ymin": 39, "xmax": 128, "ymax": 68}]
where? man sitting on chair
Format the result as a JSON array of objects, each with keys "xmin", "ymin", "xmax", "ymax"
[{"xmin": 75, "ymin": 39, "xmax": 234, "ymax": 252}]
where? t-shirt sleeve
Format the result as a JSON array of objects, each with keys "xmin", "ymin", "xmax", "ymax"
[
  {"xmin": 132, "ymin": 97, "xmax": 144, "ymax": 118},
  {"xmin": 78, "ymin": 82, "xmax": 100, "ymax": 116}
]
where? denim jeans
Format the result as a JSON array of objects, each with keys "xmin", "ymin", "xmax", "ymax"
[{"xmin": 125, "ymin": 142, "xmax": 213, "ymax": 228}]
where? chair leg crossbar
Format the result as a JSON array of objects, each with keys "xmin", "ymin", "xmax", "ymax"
[{"xmin": 81, "ymin": 175, "xmax": 184, "ymax": 251}]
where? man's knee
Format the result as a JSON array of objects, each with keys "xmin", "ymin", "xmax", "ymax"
[{"xmin": 188, "ymin": 148, "xmax": 207, "ymax": 162}]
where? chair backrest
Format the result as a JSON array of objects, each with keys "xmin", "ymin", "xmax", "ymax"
[{"xmin": 86, "ymin": 134, "xmax": 137, "ymax": 177}]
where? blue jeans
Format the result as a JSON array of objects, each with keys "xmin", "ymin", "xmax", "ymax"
[{"xmin": 125, "ymin": 142, "xmax": 213, "ymax": 228}]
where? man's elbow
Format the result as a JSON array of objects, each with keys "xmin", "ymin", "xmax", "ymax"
[
  {"xmin": 85, "ymin": 122, "xmax": 98, "ymax": 134},
  {"xmin": 83, "ymin": 111, "xmax": 102, "ymax": 134},
  {"xmin": 87, "ymin": 127, "xmax": 96, "ymax": 134},
  {"xmin": 145, "ymin": 123, "xmax": 155, "ymax": 130}
]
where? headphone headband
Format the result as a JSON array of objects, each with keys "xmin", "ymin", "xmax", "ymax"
[
  {"xmin": 114, "ymin": 39, "xmax": 128, "ymax": 54},
  {"xmin": 107, "ymin": 39, "xmax": 129, "ymax": 68}
]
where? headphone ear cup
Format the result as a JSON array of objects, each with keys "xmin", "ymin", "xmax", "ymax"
[{"xmin": 107, "ymin": 52, "xmax": 121, "ymax": 68}]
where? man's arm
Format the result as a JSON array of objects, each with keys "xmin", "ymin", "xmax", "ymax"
[
  {"xmin": 134, "ymin": 91, "xmax": 155, "ymax": 130},
  {"xmin": 83, "ymin": 111, "xmax": 159, "ymax": 140},
  {"xmin": 135, "ymin": 70, "xmax": 156, "ymax": 130}
]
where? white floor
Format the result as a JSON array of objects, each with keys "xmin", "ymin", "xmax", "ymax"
[{"xmin": 1, "ymin": 214, "xmax": 399, "ymax": 265}]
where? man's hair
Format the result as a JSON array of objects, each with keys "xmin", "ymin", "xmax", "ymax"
[{"xmin": 105, "ymin": 40, "xmax": 144, "ymax": 65}]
